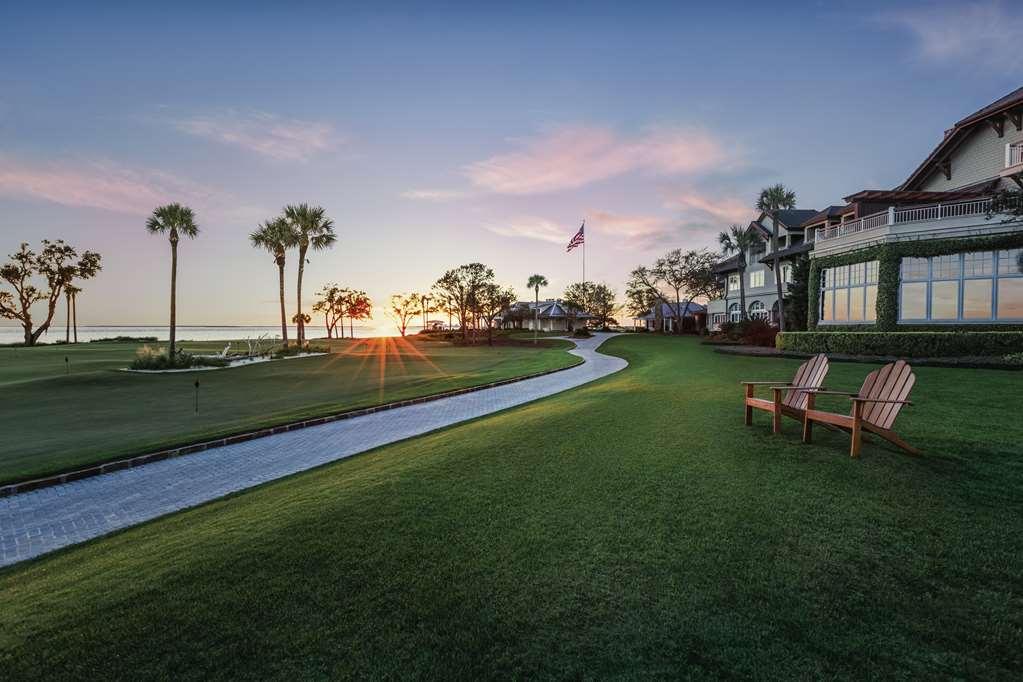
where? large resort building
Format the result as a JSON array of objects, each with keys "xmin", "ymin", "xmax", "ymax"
[
  {"xmin": 708, "ymin": 85, "xmax": 1023, "ymax": 331},
  {"xmin": 810, "ymin": 86, "xmax": 1023, "ymax": 330}
]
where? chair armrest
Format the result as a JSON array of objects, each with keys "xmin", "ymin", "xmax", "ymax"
[
  {"xmin": 850, "ymin": 397, "xmax": 913, "ymax": 405},
  {"xmin": 805, "ymin": 390, "xmax": 858, "ymax": 396},
  {"xmin": 740, "ymin": 381, "xmax": 793, "ymax": 386}
]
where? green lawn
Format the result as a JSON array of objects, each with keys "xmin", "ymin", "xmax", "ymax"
[
  {"xmin": 0, "ymin": 335, "xmax": 578, "ymax": 484},
  {"xmin": 1, "ymin": 335, "xmax": 1021, "ymax": 678}
]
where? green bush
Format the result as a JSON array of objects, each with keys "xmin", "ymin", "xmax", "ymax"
[
  {"xmin": 130, "ymin": 347, "xmax": 196, "ymax": 370},
  {"xmin": 777, "ymin": 331, "xmax": 1023, "ymax": 357},
  {"xmin": 571, "ymin": 329, "xmax": 593, "ymax": 338},
  {"xmin": 90, "ymin": 336, "xmax": 159, "ymax": 343}
]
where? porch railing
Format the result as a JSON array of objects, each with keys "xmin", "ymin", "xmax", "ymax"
[
  {"xmin": 817, "ymin": 195, "xmax": 1019, "ymax": 242},
  {"xmin": 1010, "ymin": 143, "xmax": 1023, "ymax": 168}
]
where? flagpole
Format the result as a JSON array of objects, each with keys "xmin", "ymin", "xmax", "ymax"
[{"xmin": 582, "ymin": 220, "xmax": 586, "ymax": 286}]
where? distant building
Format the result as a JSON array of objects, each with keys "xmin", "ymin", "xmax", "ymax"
[
  {"xmin": 633, "ymin": 301, "xmax": 706, "ymax": 333},
  {"xmin": 499, "ymin": 299, "xmax": 590, "ymax": 332}
]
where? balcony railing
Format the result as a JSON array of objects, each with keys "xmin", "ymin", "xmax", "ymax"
[
  {"xmin": 1010, "ymin": 143, "xmax": 1023, "ymax": 168},
  {"xmin": 816, "ymin": 195, "xmax": 1018, "ymax": 242}
]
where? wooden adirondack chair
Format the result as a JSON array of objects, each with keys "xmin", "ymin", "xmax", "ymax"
[
  {"xmin": 741, "ymin": 354, "xmax": 829, "ymax": 434},
  {"xmin": 801, "ymin": 360, "xmax": 920, "ymax": 458}
]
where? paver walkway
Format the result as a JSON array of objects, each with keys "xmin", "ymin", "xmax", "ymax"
[{"xmin": 0, "ymin": 334, "xmax": 626, "ymax": 567}]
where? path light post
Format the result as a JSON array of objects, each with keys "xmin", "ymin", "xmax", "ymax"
[
  {"xmin": 194, "ymin": 380, "xmax": 200, "ymax": 415},
  {"xmin": 64, "ymin": 356, "xmax": 69, "ymax": 375}
]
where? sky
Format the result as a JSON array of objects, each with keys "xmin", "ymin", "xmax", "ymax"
[{"xmin": 1, "ymin": 0, "xmax": 1021, "ymax": 329}]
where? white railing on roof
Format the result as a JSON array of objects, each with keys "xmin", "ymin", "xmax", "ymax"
[
  {"xmin": 818, "ymin": 210, "xmax": 889, "ymax": 241},
  {"xmin": 1010, "ymin": 142, "xmax": 1023, "ymax": 168},
  {"xmin": 816, "ymin": 195, "xmax": 1020, "ymax": 242}
]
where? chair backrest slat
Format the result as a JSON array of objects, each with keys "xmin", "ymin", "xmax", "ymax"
[
  {"xmin": 784, "ymin": 354, "xmax": 829, "ymax": 410},
  {"xmin": 858, "ymin": 360, "xmax": 915, "ymax": 429}
]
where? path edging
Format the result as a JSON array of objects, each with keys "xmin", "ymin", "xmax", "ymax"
[{"xmin": 0, "ymin": 358, "xmax": 583, "ymax": 498}]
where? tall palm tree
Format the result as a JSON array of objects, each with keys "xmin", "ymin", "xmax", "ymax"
[
  {"xmin": 718, "ymin": 224, "xmax": 755, "ymax": 322},
  {"xmin": 526, "ymin": 274, "xmax": 548, "ymax": 343},
  {"xmin": 146, "ymin": 203, "xmax": 199, "ymax": 359},
  {"xmin": 284, "ymin": 204, "xmax": 337, "ymax": 347},
  {"xmin": 64, "ymin": 285, "xmax": 81, "ymax": 343},
  {"xmin": 756, "ymin": 184, "xmax": 797, "ymax": 331},
  {"xmin": 250, "ymin": 217, "xmax": 298, "ymax": 346}
]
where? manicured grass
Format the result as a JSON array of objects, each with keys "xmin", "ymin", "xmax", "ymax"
[
  {"xmin": 0, "ymin": 335, "xmax": 578, "ymax": 484},
  {"xmin": 1, "ymin": 336, "xmax": 1021, "ymax": 678}
]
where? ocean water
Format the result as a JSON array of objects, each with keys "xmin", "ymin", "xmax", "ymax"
[{"xmin": 0, "ymin": 324, "xmax": 408, "ymax": 345}]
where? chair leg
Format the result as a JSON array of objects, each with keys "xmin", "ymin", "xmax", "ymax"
[
  {"xmin": 744, "ymin": 385, "xmax": 754, "ymax": 426},
  {"xmin": 850, "ymin": 403, "xmax": 863, "ymax": 458},
  {"xmin": 801, "ymin": 396, "xmax": 815, "ymax": 444},
  {"xmin": 771, "ymin": 390, "xmax": 782, "ymax": 434}
]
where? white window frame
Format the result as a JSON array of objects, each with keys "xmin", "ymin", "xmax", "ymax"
[
  {"xmin": 819, "ymin": 261, "xmax": 879, "ymax": 325},
  {"xmin": 748, "ymin": 300, "xmax": 768, "ymax": 321},
  {"xmin": 749, "ymin": 270, "xmax": 765, "ymax": 288}
]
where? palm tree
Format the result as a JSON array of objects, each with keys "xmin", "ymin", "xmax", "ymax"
[
  {"xmin": 250, "ymin": 217, "xmax": 298, "ymax": 346},
  {"xmin": 756, "ymin": 184, "xmax": 797, "ymax": 330},
  {"xmin": 526, "ymin": 274, "xmax": 548, "ymax": 343},
  {"xmin": 718, "ymin": 224, "xmax": 755, "ymax": 322},
  {"xmin": 284, "ymin": 204, "xmax": 337, "ymax": 347},
  {"xmin": 64, "ymin": 285, "xmax": 81, "ymax": 343},
  {"xmin": 146, "ymin": 203, "xmax": 199, "ymax": 359}
]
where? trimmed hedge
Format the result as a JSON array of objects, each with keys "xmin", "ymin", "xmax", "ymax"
[{"xmin": 777, "ymin": 331, "xmax": 1023, "ymax": 357}]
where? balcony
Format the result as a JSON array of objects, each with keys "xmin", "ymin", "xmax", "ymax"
[
  {"xmin": 815, "ymin": 195, "xmax": 1021, "ymax": 253},
  {"xmin": 1008, "ymin": 142, "xmax": 1023, "ymax": 169}
]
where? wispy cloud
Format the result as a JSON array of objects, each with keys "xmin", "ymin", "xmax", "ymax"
[
  {"xmin": 879, "ymin": 1, "xmax": 1021, "ymax": 69},
  {"xmin": 174, "ymin": 110, "xmax": 339, "ymax": 161},
  {"xmin": 400, "ymin": 189, "xmax": 467, "ymax": 202},
  {"xmin": 0, "ymin": 155, "xmax": 211, "ymax": 214},
  {"xmin": 664, "ymin": 191, "xmax": 752, "ymax": 226},
  {"xmin": 465, "ymin": 125, "xmax": 735, "ymax": 195},
  {"xmin": 585, "ymin": 210, "xmax": 670, "ymax": 249},
  {"xmin": 485, "ymin": 218, "xmax": 568, "ymax": 244}
]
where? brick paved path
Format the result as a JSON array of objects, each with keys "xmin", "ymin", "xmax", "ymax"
[{"xmin": 0, "ymin": 334, "xmax": 626, "ymax": 567}]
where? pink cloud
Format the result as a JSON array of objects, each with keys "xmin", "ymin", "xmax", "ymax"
[
  {"xmin": 485, "ymin": 218, "xmax": 568, "ymax": 244},
  {"xmin": 465, "ymin": 125, "xmax": 734, "ymax": 195},
  {"xmin": 665, "ymin": 191, "xmax": 753, "ymax": 226},
  {"xmin": 175, "ymin": 110, "xmax": 338, "ymax": 161},
  {"xmin": 0, "ymin": 156, "xmax": 211, "ymax": 215}
]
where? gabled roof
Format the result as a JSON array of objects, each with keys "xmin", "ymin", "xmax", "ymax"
[
  {"xmin": 634, "ymin": 301, "xmax": 706, "ymax": 320},
  {"xmin": 758, "ymin": 241, "xmax": 812, "ymax": 264},
  {"xmin": 506, "ymin": 300, "xmax": 590, "ymax": 319},
  {"xmin": 711, "ymin": 254, "xmax": 743, "ymax": 275},
  {"xmin": 901, "ymin": 85, "xmax": 1023, "ymax": 190},
  {"xmin": 800, "ymin": 205, "xmax": 848, "ymax": 227},
  {"xmin": 773, "ymin": 209, "xmax": 820, "ymax": 230}
]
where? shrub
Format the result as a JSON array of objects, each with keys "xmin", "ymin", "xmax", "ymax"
[
  {"xmin": 713, "ymin": 320, "xmax": 777, "ymax": 347},
  {"xmin": 777, "ymin": 331, "xmax": 1023, "ymax": 357},
  {"xmin": 130, "ymin": 346, "xmax": 195, "ymax": 370},
  {"xmin": 91, "ymin": 336, "xmax": 159, "ymax": 343},
  {"xmin": 571, "ymin": 329, "xmax": 593, "ymax": 338}
]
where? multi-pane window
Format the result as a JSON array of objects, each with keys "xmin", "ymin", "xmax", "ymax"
[
  {"xmin": 728, "ymin": 274, "xmax": 740, "ymax": 292},
  {"xmin": 898, "ymin": 250, "xmax": 1023, "ymax": 322},
  {"xmin": 781, "ymin": 264, "xmax": 792, "ymax": 284},
  {"xmin": 728, "ymin": 303, "xmax": 742, "ymax": 323},
  {"xmin": 748, "ymin": 301, "xmax": 768, "ymax": 321},
  {"xmin": 749, "ymin": 270, "xmax": 765, "ymax": 288},
  {"xmin": 820, "ymin": 261, "xmax": 879, "ymax": 324}
]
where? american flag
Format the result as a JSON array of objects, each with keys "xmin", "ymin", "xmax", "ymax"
[{"xmin": 566, "ymin": 222, "xmax": 585, "ymax": 252}]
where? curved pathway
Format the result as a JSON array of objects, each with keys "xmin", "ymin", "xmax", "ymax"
[{"xmin": 0, "ymin": 334, "xmax": 627, "ymax": 567}]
